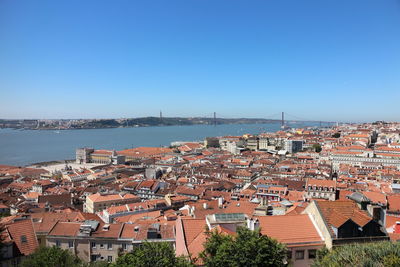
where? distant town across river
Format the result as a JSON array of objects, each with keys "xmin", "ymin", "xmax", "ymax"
[{"xmin": 0, "ymin": 122, "xmax": 324, "ymax": 166}]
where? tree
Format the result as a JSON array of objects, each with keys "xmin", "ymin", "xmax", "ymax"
[
  {"xmin": 200, "ymin": 227, "xmax": 287, "ymax": 267},
  {"xmin": 111, "ymin": 242, "xmax": 192, "ymax": 267},
  {"xmin": 313, "ymin": 241, "xmax": 400, "ymax": 267},
  {"xmin": 332, "ymin": 132, "xmax": 341, "ymax": 138},
  {"xmin": 21, "ymin": 246, "xmax": 84, "ymax": 267},
  {"xmin": 312, "ymin": 144, "xmax": 322, "ymax": 153}
]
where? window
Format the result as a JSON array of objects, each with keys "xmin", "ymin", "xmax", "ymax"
[
  {"xmin": 68, "ymin": 241, "xmax": 74, "ymax": 248},
  {"xmin": 308, "ymin": 249, "xmax": 317, "ymax": 259},
  {"xmin": 100, "ymin": 243, "xmax": 104, "ymax": 249},
  {"xmin": 295, "ymin": 250, "xmax": 304, "ymax": 260},
  {"xmin": 107, "ymin": 243, "xmax": 112, "ymax": 250},
  {"xmin": 56, "ymin": 240, "xmax": 61, "ymax": 247},
  {"xmin": 91, "ymin": 242, "xmax": 96, "ymax": 248},
  {"xmin": 20, "ymin": 235, "xmax": 27, "ymax": 243},
  {"xmin": 122, "ymin": 243, "xmax": 128, "ymax": 250},
  {"xmin": 107, "ymin": 256, "xmax": 113, "ymax": 262},
  {"xmin": 91, "ymin": 255, "xmax": 97, "ymax": 262}
]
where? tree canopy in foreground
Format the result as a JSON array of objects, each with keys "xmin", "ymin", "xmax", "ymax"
[
  {"xmin": 200, "ymin": 226, "xmax": 287, "ymax": 267},
  {"xmin": 112, "ymin": 241, "xmax": 191, "ymax": 267},
  {"xmin": 313, "ymin": 241, "xmax": 400, "ymax": 267},
  {"xmin": 21, "ymin": 246, "xmax": 83, "ymax": 267}
]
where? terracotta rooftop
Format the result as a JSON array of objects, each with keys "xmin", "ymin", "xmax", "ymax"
[
  {"xmin": 258, "ymin": 214, "xmax": 323, "ymax": 247},
  {"xmin": 387, "ymin": 195, "xmax": 400, "ymax": 212},
  {"xmin": 315, "ymin": 200, "xmax": 372, "ymax": 234},
  {"xmin": 6, "ymin": 219, "xmax": 39, "ymax": 255},
  {"xmin": 47, "ymin": 221, "xmax": 82, "ymax": 237},
  {"xmin": 87, "ymin": 193, "xmax": 139, "ymax": 203},
  {"xmin": 307, "ymin": 178, "xmax": 336, "ymax": 188},
  {"xmin": 120, "ymin": 222, "xmax": 174, "ymax": 240}
]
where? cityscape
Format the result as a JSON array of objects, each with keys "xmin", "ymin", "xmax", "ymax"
[
  {"xmin": 1, "ymin": 0, "xmax": 400, "ymax": 267},
  {"xmin": 2, "ymin": 121, "xmax": 400, "ymax": 266}
]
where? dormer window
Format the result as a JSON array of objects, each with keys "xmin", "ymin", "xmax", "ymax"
[{"xmin": 21, "ymin": 235, "xmax": 27, "ymax": 243}]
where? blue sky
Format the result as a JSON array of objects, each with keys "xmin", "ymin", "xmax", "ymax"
[{"xmin": 0, "ymin": 0, "xmax": 399, "ymax": 122}]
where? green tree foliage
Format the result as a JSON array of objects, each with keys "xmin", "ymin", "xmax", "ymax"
[
  {"xmin": 111, "ymin": 242, "xmax": 192, "ymax": 267},
  {"xmin": 332, "ymin": 132, "xmax": 341, "ymax": 138},
  {"xmin": 313, "ymin": 241, "xmax": 400, "ymax": 267},
  {"xmin": 312, "ymin": 144, "xmax": 322, "ymax": 153},
  {"xmin": 21, "ymin": 246, "xmax": 84, "ymax": 267},
  {"xmin": 200, "ymin": 227, "xmax": 287, "ymax": 267}
]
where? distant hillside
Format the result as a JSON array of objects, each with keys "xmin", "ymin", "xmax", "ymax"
[{"xmin": 0, "ymin": 117, "xmax": 282, "ymax": 130}]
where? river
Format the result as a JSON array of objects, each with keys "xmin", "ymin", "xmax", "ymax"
[{"xmin": 0, "ymin": 122, "xmax": 322, "ymax": 166}]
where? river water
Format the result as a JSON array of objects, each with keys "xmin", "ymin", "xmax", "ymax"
[{"xmin": 0, "ymin": 122, "xmax": 321, "ymax": 166}]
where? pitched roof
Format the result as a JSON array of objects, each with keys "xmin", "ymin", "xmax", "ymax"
[
  {"xmin": 47, "ymin": 221, "xmax": 81, "ymax": 237},
  {"xmin": 6, "ymin": 219, "xmax": 39, "ymax": 255},
  {"xmin": 176, "ymin": 217, "xmax": 207, "ymax": 263},
  {"xmin": 87, "ymin": 193, "xmax": 139, "ymax": 203},
  {"xmin": 387, "ymin": 195, "xmax": 400, "ymax": 212},
  {"xmin": 258, "ymin": 214, "xmax": 323, "ymax": 247},
  {"xmin": 120, "ymin": 222, "xmax": 174, "ymax": 240},
  {"xmin": 181, "ymin": 218, "xmax": 207, "ymax": 247},
  {"xmin": 315, "ymin": 200, "xmax": 373, "ymax": 233},
  {"xmin": 307, "ymin": 178, "xmax": 336, "ymax": 188}
]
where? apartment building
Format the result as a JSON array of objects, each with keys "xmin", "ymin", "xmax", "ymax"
[
  {"xmin": 46, "ymin": 220, "xmax": 174, "ymax": 263},
  {"xmin": 84, "ymin": 193, "xmax": 140, "ymax": 213},
  {"xmin": 305, "ymin": 178, "xmax": 337, "ymax": 201}
]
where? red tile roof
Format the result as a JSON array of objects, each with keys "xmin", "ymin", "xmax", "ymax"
[
  {"xmin": 315, "ymin": 200, "xmax": 372, "ymax": 232},
  {"xmin": 6, "ymin": 219, "xmax": 39, "ymax": 255},
  {"xmin": 258, "ymin": 214, "xmax": 323, "ymax": 247},
  {"xmin": 47, "ymin": 221, "xmax": 81, "ymax": 236}
]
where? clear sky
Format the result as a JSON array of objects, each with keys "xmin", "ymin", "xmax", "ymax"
[{"xmin": 1, "ymin": 0, "xmax": 399, "ymax": 122}]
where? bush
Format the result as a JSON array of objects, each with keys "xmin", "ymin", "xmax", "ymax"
[
  {"xmin": 21, "ymin": 246, "xmax": 83, "ymax": 267},
  {"xmin": 111, "ymin": 242, "xmax": 191, "ymax": 267},
  {"xmin": 313, "ymin": 242, "xmax": 400, "ymax": 267}
]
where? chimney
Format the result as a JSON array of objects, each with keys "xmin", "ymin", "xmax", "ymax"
[
  {"xmin": 203, "ymin": 202, "xmax": 208, "ymax": 210},
  {"xmin": 218, "ymin": 197, "xmax": 224, "ymax": 208},
  {"xmin": 247, "ymin": 218, "xmax": 253, "ymax": 229},
  {"xmin": 190, "ymin": 206, "xmax": 195, "ymax": 215}
]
